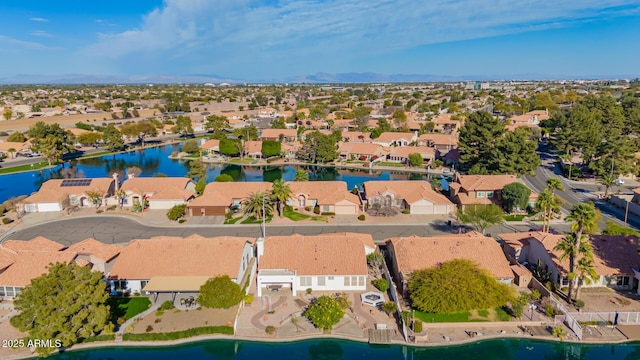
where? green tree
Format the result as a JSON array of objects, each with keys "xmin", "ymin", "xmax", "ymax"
[
  {"xmin": 305, "ymin": 295, "xmax": 345, "ymax": 332},
  {"xmin": 197, "ymin": 275, "xmax": 243, "ymax": 309},
  {"xmin": 28, "ymin": 122, "xmax": 76, "ymax": 167},
  {"xmin": 602, "ymin": 220, "xmax": 639, "ymax": 236},
  {"xmin": 574, "ymin": 256, "xmax": 597, "ymax": 301},
  {"xmin": 84, "ymin": 190, "xmax": 103, "ymax": 208},
  {"xmin": 136, "ymin": 121, "xmax": 158, "ymax": 146},
  {"xmin": 187, "ymin": 159, "xmax": 207, "ymax": 181},
  {"xmin": 102, "ymin": 124, "xmax": 124, "ymax": 152},
  {"xmin": 494, "ymin": 127, "xmax": 540, "ymax": 175},
  {"xmin": 77, "ymin": 132, "xmax": 102, "ymax": 146},
  {"xmin": 351, "ymin": 106, "xmax": 372, "ymax": 131},
  {"xmin": 293, "ymin": 169, "xmax": 308, "ymax": 181},
  {"xmin": 219, "ymin": 138, "xmax": 240, "ymax": 156},
  {"xmin": 10, "ymin": 263, "xmax": 113, "ymax": 356},
  {"xmin": 205, "ymin": 115, "xmax": 230, "ymax": 135},
  {"xmin": 233, "ymin": 125, "xmax": 258, "ymax": 141},
  {"xmin": 166, "ymin": 204, "xmax": 187, "ymax": 221},
  {"xmin": 270, "ymin": 179, "xmax": 291, "ymax": 217},
  {"xmin": 501, "ymin": 182, "xmax": 532, "ymax": 213},
  {"xmin": 215, "ymin": 174, "xmax": 234, "ymax": 182},
  {"xmin": 458, "ymin": 111, "xmax": 504, "ymax": 174},
  {"xmin": 535, "ymin": 189, "xmax": 563, "ymax": 233},
  {"xmin": 7, "ymin": 147, "xmax": 16, "ymax": 159},
  {"xmin": 3, "ymin": 108, "xmax": 12, "ymax": 120},
  {"xmin": 243, "ymin": 191, "xmax": 274, "ymax": 220},
  {"xmin": 175, "ymin": 115, "xmax": 194, "ymax": 135},
  {"xmin": 457, "ymin": 204, "xmax": 504, "ymax": 234},
  {"xmin": 7, "ymin": 131, "xmax": 26, "ymax": 142},
  {"xmin": 296, "ymin": 131, "xmax": 338, "ymax": 163},
  {"xmin": 382, "ymin": 301, "xmax": 397, "ymax": 316},
  {"xmin": 546, "ymin": 178, "xmax": 564, "ymax": 196},
  {"xmin": 271, "ymin": 117, "xmax": 287, "ymax": 129},
  {"xmin": 261, "ymin": 140, "xmax": 282, "ymax": 158},
  {"xmin": 566, "ymin": 202, "xmax": 601, "ymax": 254},
  {"xmin": 182, "ymin": 139, "xmax": 199, "ymax": 154},
  {"xmin": 408, "ymin": 153, "xmax": 423, "ymax": 167},
  {"xmin": 195, "ymin": 178, "xmax": 206, "ymax": 196},
  {"xmin": 597, "ymin": 173, "xmax": 616, "ymax": 198},
  {"xmin": 408, "ymin": 259, "xmax": 514, "ymax": 313}
]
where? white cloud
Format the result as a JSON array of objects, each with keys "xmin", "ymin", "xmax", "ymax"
[
  {"xmin": 31, "ymin": 30, "xmax": 54, "ymax": 38},
  {"xmin": 29, "ymin": 17, "xmax": 48, "ymax": 22},
  {"xmin": 83, "ymin": 0, "xmax": 640, "ymax": 75},
  {"xmin": 95, "ymin": 19, "xmax": 104, "ymax": 23},
  {"xmin": 0, "ymin": 35, "xmax": 48, "ymax": 50}
]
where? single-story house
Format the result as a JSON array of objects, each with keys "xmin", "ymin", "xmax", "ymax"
[
  {"xmin": 259, "ymin": 129, "xmax": 298, "ymax": 142},
  {"xmin": 287, "ymin": 181, "xmax": 361, "ymax": 215},
  {"xmin": 372, "ymin": 132, "xmax": 418, "ymax": 147},
  {"xmin": 449, "ymin": 174, "xmax": 536, "ymax": 209},
  {"xmin": 256, "ymin": 233, "xmax": 375, "ymax": 296},
  {"xmin": 244, "ymin": 140, "xmax": 263, "ymax": 159},
  {"xmin": 188, "ymin": 182, "xmax": 272, "ymax": 216},
  {"xmin": 417, "ymin": 133, "xmax": 459, "ymax": 154},
  {"xmin": 362, "ymin": 180, "xmax": 454, "ymax": 215},
  {"xmin": 22, "ymin": 178, "xmax": 116, "ymax": 213},
  {"xmin": 386, "ymin": 232, "xmax": 514, "ymax": 296},
  {"xmin": 338, "ymin": 142, "xmax": 388, "ymax": 161},
  {"xmin": 386, "ymin": 146, "xmax": 436, "ymax": 164},
  {"xmin": 499, "ymin": 232, "xmax": 640, "ymax": 293},
  {"xmin": 199, "ymin": 139, "xmax": 220, "ymax": 154},
  {"xmin": 119, "ymin": 177, "xmax": 196, "ymax": 210},
  {"xmin": 0, "ymin": 236, "xmax": 121, "ymax": 299},
  {"xmin": 431, "ymin": 113, "xmax": 463, "ymax": 134},
  {"xmin": 108, "ymin": 234, "xmax": 255, "ymax": 301}
]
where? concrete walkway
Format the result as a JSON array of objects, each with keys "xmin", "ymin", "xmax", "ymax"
[
  {"xmin": 115, "ymin": 303, "xmax": 160, "ymax": 342},
  {"xmin": 250, "ymin": 296, "xmax": 287, "ymax": 330}
]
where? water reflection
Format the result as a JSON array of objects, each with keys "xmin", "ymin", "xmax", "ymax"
[{"xmin": 308, "ymin": 341, "xmax": 344, "ymax": 360}]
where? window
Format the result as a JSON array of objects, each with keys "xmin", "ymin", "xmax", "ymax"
[
  {"xmin": 359, "ymin": 277, "xmax": 365, "ymax": 286},
  {"xmin": 6, "ymin": 287, "xmax": 14, "ymax": 297},
  {"xmin": 487, "ymin": 191, "xmax": 494, "ymax": 198},
  {"xmin": 617, "ymin": 276, "xmax": 630, "ymax": 286},
  {"xmin": 322, "ymin": 205, "xmax": 330, "ymax": 212},
  {"xmin": 140, "ymin": 280, "xmax": 149, "ymax": 290},
  {"xmin": 328, "ymin": 276, "xmax": 334, "ymax": 281},
  {"xmin": 477, "ymin": 192, "xmax": 485, "ymax": 198},
  {"xmin": 317, "ymin": 277, "xmax": 326, "ymax": 286},
  {"xmin": 344, "ymin": 276, "xmax": 350, "ymax": 286},
  {"xmin": 300, "ymin": 277, "xmax": 312, "ymax": 287},
  {"xmin": 0, "ymin": 287, "xmax": 5, "ymax": 296},
  {"xmin": 351, "ymin": 276, "xmax": 358, "ymax": 286},
  {"xmin": 15, "ymin": 287, "xmax": 22, "ymax": 295}
]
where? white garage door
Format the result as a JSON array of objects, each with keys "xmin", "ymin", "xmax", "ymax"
[
  {"xmin": 335, "ymin": 204, "xmax": 357, "ymax": 215},
  {"xmin": 37, "ymin": 202, "xmax": 61, "ymax": 212},
  {"xmin": 149, "ymin": 200, "xmax": 184, "ymax": 210}
]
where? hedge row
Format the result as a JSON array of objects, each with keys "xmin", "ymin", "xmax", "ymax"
[{"xmin": 123, "ymin": 326, "xmax": 234, "ymax": 341}]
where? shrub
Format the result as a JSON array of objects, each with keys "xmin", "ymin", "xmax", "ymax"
[
  {"xmin": 382, "ymin": 301, "xmax": 397, "ymax": 315},
  {"xmin": 2, "ymin": 217, "xmax": 13, "ymax": 225},
  {"xmin": 106, "ymin": 205, "xmax": 117, "ymax": 211},
  {"xmin": 198, "ymin": 275, "xmax": 243, "ymax": 309},
  {"xmin": 413, "ymin": 320, "xmax": 423, "ymax": 333},
  {"xmin": 160, "ymin": 300, "xmax": 175, "ymax": 310},
  {"xmin": 358, "ymin": 215, "xmax": 366, "ymax": 221},
  {"xmin": 155, "ymin": 311, "xmax": 164, "ymax": 317},
  {"xmin": 146, "ymin": 325, "xmax": 154, "ymax": 333},
  {"xmin": 117, "ymin": 316, "xmax": 126, "ymax": 325},
  {"xmin": 373, "ymin": 278, "xmax": 390, "ymax": 292},
  {"xmin": 574, "ymin": 299, "xmax": 585, "ymax": 310},
  {"xmin": 0, "ymin": 131, "xmax": 7, "ymax": 136},
  {"xmin": 545, "ymin": 304, "xmax": 556, "ymax": 317},
  {"xmin": 265, "ymin": 326, "xmax": 276, "ymax": 335},
  {"xmin": 321, "ymin": 212, "xmax": 335, "ymax": 216},
  {"xmin": 531, "ymin": 289, "xmax": 541, "ymax": 301},
  {"xmin": 313, "ymin": 206, "xmax": 320, "ymax": 214},
  {"xmin": 306, "ymin": 288, "xmax": 313, "ymax": 295},
  {"xmin": 215, "ymin": 174, "xmax": 234, "ymax": 182},
  {"xmin": 244, "ymin": 294, "xmax": 254, "ymax": 304},
  {"xmin": 182, "ymin": 139, "xmax": 199, "ymax": 154},
  {"xmin": 123, "ymin": 326, "xmax": 233, "ymax": 341},
  {"xmin": 225, "ymin": 212, "xmax": 233, "ymax": 220},
  {"xmin": 167, "ymin": 204, "xmax": 187, "ymax": 221},
  {"xmin": 96, "ymin": 209, "xmax": 104, "ymax": 214},
  {"xmin": 178, "ymin": 219, "xmax": 186, "ymax": 223},
  {"xmin": 401, "ymin": 209, "xmax": 410, "ymax": 214},
  {"xmin": 304, "ymin": 206, "xmax": 311, "ymax": 211},
  {"xmin": 154, "ymin": 318, "xmax": 162, "ymax": 324}
]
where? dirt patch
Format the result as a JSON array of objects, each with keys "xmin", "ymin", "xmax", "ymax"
[
  {"xmin": 468, "ymin": 309, "xmax": 500, "ymax": 321},
  {"xmin": 130, "ymin": 306, "xmax": 238, "ymax": 334},
  {"xmin": 0, "ymin": 321, "xmax": 32, "ymax": 359}
]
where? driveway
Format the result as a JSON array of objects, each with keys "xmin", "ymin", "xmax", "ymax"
[{"xmin": 2, "ymin": 216, "xmax": 570, "ymax": 245}]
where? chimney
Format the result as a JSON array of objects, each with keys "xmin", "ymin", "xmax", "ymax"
[
  {"xmin": 112, "ymin": 172, "xmax": 119, "ymax": 192},
  {"xmin": 128, "ymin": 173, "xmax": 135, "ymax": 180}
]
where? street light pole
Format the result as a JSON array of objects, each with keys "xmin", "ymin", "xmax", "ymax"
[{"xmin": 625, "ymin": 200, "xmax": 630, "ymax": 225}]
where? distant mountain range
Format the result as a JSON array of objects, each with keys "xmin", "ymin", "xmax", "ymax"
[{"xmin": 0, "ymin": 72, "xmax": 636, "ymax": 85}]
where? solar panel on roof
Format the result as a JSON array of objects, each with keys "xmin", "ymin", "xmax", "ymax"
[{"xmin": 60, "ymin": 179, "xmax": 93, "ymax": 187}]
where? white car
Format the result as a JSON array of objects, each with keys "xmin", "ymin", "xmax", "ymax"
[{"xmin": 614, "ymin": 179, "xmax": 625, "ymax": 185}]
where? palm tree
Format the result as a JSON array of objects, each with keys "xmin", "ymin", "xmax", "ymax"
[
  {"xmin": 535, "ymin": 189, "xmax": 563, "ymax": 233},
  {"xmin": 574, "ymin": 256, "xmax": 597, "ymax": 302},
  {"xmin": 554, "ymin": 233, "xmax": 579, "ymax": 298},
  {"xmin": 242, "ymin": 191, "xmax": 273, "ymax": 221},
  {"xmin": 597, "ymin": 173, "xmax": 616, "ymax": 198},
  {"xmin": 293, "ymin": 169, "xmax": 308, "ymax": 182},
  {"xmin": 566, "ymin": 203, "xmax": 600, "ymax": 251},
  {"xmin": 546, "ymin": 178, "xmax": 563, "ymax": 196},
  {"xmin": 270, "ymin": 179, "xmax": 292, "ymax": 217},
  {"xmin": 7, "ymin": 147, "xmax": 15, "ymax": 159}
]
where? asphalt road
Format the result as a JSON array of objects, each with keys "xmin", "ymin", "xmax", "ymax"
[
  {"xmin": 3, "ymin": 216, "xmax": 572, "ymax": 246},
  {"xmin": 521, "ymin": 142, "xmax": 640, "ymax": 230}
]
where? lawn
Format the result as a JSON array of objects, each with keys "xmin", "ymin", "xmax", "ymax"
[
  {"xmin": 228, "ymin": 158, "xmax": 256, "ymax": 164},
  {"xmin": 241, "ymin": 216, "xmax": 272, "ymax": 224},
  {"xmin": 78, "ymin": 151, "xmax": 113, "ymax": 159},
  {"xmin": 283, "ymin": 208, "xmax": 327, "ymax": 222},
  {"xmin": 413, "ymin": 307, "xmax": 511, "ymax": 323},
  {"xmin": 224, "ymin": 216, "xmax": 243, "ymax": 224},
  {"xmin": 376, "ymin": 162, "xmax": 407, "ymax": 167},
  {"xmin": 108, "ymin": 297, "xmax": 152, "ymax": 323},
  {"xmin": 504, "ymin": 214, "xmax": 526, "ymax": 221},
  {"xmin": 0, "ymin": 161, "xmax": 49, "ymax": 174}
]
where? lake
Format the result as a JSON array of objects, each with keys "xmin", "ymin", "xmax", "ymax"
[
  {"xmin": 0, "ymin": 144, "xmax": 445, "ymax": 203},
  {"xmin": 44, "ymin": 338, "xmax": 640, "ymax": 360}
]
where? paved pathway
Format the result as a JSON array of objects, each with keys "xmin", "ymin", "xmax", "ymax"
[
  {"xmin": 351, "ymin": 293, "xmax": 376, "ymax": 329},
  {"xmin": 250, "ymin": 296, "xmax": 287, "ymax": 330},
  {"xmin": 115, "ymin": 303, "xmax": 160, "ymax": 341}
]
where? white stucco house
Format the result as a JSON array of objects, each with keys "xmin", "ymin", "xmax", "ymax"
[
  {"xmin": 22, "ymin": 178, "xmax": 115, "ymax": 213},
  {"xmin": 256, "ymin": 233, "xmax": 376, "ymax": 297},
  {"xmin": 118, "ymin": 176, "xmax": 196, "ymax": 210}
]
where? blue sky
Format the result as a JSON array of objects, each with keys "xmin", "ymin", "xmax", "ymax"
[{"xmin": 0, "ymin": 0, "xmax": 639, "ymax": 81}]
